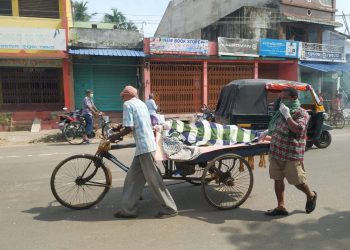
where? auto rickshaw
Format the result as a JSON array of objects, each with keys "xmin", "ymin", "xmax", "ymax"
[{"xmin": 215, "ymin": 79, "xmax": 332, "ymax": 149}]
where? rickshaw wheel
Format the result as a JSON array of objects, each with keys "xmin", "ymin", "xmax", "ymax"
[{"xmin": 201, "ymin": 154, "xmax": 253, "ymax": 210}]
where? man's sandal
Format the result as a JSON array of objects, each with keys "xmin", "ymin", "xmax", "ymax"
[
  {"xmin": 305, "ymin": 191, "xmax": 317, "ymax": 214},
  {"xmin": 265, "ymin": 208, "xmax": 289, "ymax": 216}
]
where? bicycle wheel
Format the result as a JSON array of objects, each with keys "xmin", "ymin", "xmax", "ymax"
[
  {"xmin": 50, "ymin": 154, "xmax": 112, "ymax": 209},
  {"xmin": 201, "ymin": 154, "xmax": 253, "ymax": 210},
  {"xmin": 64, "ymin": 122, "xmax": 85, "ymax": 145},
  {"xmin": 101, "ymin": 122, "xmax": 112, "ymax": 139},
  {"xmin": 334, "ymin": 113, "xmax": 345, "ymax": 129}
]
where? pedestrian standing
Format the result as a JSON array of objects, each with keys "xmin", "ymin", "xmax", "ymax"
[
  {"xmin": 109, "ymin": 85, "xmax": 177, "ymax": 219},
  {"xmin": 260, "ymin": 87, "xmax": 317, "ymax": 216},
  {"xmin": 145, "ymin": 93, "xmax": 159, "ymax": 126}
]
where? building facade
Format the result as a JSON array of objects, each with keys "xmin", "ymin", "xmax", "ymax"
[
  {"xmin": 68, "ymin": 23, "xmax": 145, "ymax": 120},
  {"xmin": 0, "ymin": 0, "xmax": 72, "ymax": 112},
  {"xmin": 143, "ymin": 38, "xmax": 298, "ymax": 115},
  {"xmin": 152, "ymin": 0, "xmax": 347, "ymax": 115},
  {"xmin": 0, "ymin": 0, "xmax": 72, "ymax": 130}
]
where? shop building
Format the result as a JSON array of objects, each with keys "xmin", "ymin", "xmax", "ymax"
[
  {"xmin": 0, "ymin": 0, "xmax": 72, "ymax": 130},
  {"xmin": 68, "ymin": 23, "xmax": 145, "ymax": 121},
  {"xmin": 148, "ymin": 0, "xmax": 347, "ymax": 116},
  {"xmin": 143, "ymin": 37, "xmax": 298, "ymax": 116}
]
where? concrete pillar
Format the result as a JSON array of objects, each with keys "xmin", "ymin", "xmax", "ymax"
[
  {"xmin": 63, "ymin": 59, "xmax": 71, "ymax": 109},
  {"xmin": 143, "ymin": 61, "xmax": 151, "ymax": 101},
  {"xmin": 11, "ymin": 0, "xmax": 19, "ymax": 16},
  {"xmin": 318, "ymin": 76, "xmax": 322, "ymax": 93},
  {"xmin": 202, "ymin": 61, "xmax": 208, "ymax": 105},
  {"xmin": 254, "ymin": 61, "xmax": 258, "ymax": 79}
]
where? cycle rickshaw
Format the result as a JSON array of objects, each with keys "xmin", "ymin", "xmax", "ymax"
[{"xmin": 50, "ymin": 134, "xmax": 270, "ymax": 210}]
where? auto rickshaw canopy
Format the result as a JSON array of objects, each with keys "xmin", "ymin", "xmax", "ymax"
[{"xmin": 215, "ymin": 79, "xmax": 319, "ymax": 117}]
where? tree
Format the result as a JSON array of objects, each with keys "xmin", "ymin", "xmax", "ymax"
[
  {"xmin": 103, "ymin": 8, "xmax": 138, "ymax": 31},
  {"xmin": 72, "ymin": 1, "xmax": 96, "ymax": 22},
  {"xmin": 125, "ymin": 22, "xmax": 138, "ymax": 31}
]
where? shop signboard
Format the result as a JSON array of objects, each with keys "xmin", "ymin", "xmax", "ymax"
[
  {"xmin": 300, "ymin": 42, "xmax": 346, "ymax": 62},
  {"xmin": 218, "ymin": 37, "xmax": 259, "ymax": 57},
  {"xmin": 259, "ymin": 38, "xmax": 299, "ymax": 58},
  {"xmin": 150, "ymin": 37, "xmax": 208, "ymax": 55},
  {"xmin": 0, "ymin": 28, "xmax": 66, "ymax": 51}
]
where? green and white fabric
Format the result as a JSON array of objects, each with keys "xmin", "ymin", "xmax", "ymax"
[{"xmin": 168, "ymin": 120, "xmax": 260, "ymax": 146}]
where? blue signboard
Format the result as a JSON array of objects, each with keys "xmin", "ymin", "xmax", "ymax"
[{"xmin": 259, "ymin": 38, "xmax": 299, "ymax": 58}]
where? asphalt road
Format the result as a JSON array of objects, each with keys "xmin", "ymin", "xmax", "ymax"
[{"xmin": 0, "ymin": 128, "xmax": 350, "ymax": 250}]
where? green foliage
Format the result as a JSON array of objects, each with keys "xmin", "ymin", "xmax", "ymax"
[
  {"xmin": 103, "ymin": 8, "xmax": 138, "ymax": 31},
  {"xmin": 72, "ymin": 1, "xmax": 96, "ymax": 21},
  {"xmin": 0, "ymin": 113, "xmax": 11, "ymax": 126}
]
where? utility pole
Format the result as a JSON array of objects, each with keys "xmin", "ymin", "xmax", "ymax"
[{"xmin": 342, "ymin": 12, "xmax": 349, "ymax": 35}]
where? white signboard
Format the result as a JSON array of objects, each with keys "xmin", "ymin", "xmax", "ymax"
[
  {"xmin": 150, "ymin": 37, "xmax": 209, "ymax": 55},
  {"xmin": 0, "ymin": 28, "xmax": 66, "ymax": 51}
]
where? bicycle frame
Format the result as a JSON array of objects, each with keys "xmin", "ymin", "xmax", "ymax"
[{"xmin": 102, "ymin": 151, "xmax": 130, "ymax": 173}]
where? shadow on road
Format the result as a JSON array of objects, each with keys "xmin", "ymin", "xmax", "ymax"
[
  {"xmin": 21, "ymin": 182, "xmax": 313, "ymax": 224},
  {"xmin": 21, "ymin": 178, "xmax": 350, "ymax": 249},
  {"xmin": 220, "ymin": 209, "xmax": 350, "ymax": 249}
]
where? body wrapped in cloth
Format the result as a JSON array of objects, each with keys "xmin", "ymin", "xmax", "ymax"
[
  {"xmin": 167, "ymin": 120, "xmax": 261, "ymax": 146},
  {"xmin": 158, "ymin": 120, "xmax": 267, "ymax": 169}
]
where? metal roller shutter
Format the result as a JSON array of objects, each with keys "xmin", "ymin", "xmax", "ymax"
[
  {"xmin": 73, "ymin": 64, "xmax": 92, "ymax": 110},
  {"xmin": 73, "ymin": 57, "xmax": 138, "ymax": 111},
  {"xmin": 92, "ymin": 65, "xmax": 137, "ymax": 111},
  {"xmin": 150, "ymin": 62, "xmax": 202, "ymax": 113},
  {"xmin": 207, "ymin": 64, "xmax": 254, "ymax": 108}
]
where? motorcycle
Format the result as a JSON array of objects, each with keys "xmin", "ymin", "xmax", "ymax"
[
  {"xmin": 195, "ymin": 104, "xmax": 216, "ymax": 122},
  {"xmin": 58, "ymin": 107, "xmax": 115, "ymax": 144},
  {"xmin": 58, "ymin": 107, "xmax": 83, "ymax": 133}
]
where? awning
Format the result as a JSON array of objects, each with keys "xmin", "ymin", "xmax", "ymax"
[
  {"xmin": 299, "ymin": 62, "xmax": 350, "ymax": 73},
  {"xmin": 282, "ymin": 15, "xmax": 342, "ymax": 27},
  {"xmin": 68, "ymin": 48, "xmax": 145, "ymax": 57}
]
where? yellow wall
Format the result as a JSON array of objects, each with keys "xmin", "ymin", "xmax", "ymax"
[
  {"xmin": 0, "ymin": 0, "xmax": 72, "ymax": 55},
  {"xmin": 0, "ymin": 16, "xmax": 63, "ymax": 29}
]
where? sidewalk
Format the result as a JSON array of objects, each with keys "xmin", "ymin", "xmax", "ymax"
[
  {"xmin": 0, "ymin": 129, "xmax": 63, "ymax": 146},
  {"xmin": 0, "ymin": 129, "xmax": 132, "ymax": 146}
]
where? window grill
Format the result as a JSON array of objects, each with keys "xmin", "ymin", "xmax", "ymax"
[
  {"xmin": 0, "ymin": 0, "xmax": 12, "ymax": 16},
  {"xmin": 0, "ymin": 67, "xmax": 63, "ymax": 110},
  {"xmin": 19, "ymin": 0, "xmax": 59, "ymax": 18}
]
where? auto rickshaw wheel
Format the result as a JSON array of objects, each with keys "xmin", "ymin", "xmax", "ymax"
[
  {"xmin": 314, "ymin": 131, "xmax": 332, "ymax": 148},
  {"xmin": 306, "ymin": 141, "xmax": 314, "ymax": 149},
  {"xmin": 201, "ymin": 154, "xmax": 253, "ymax": 210}
]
